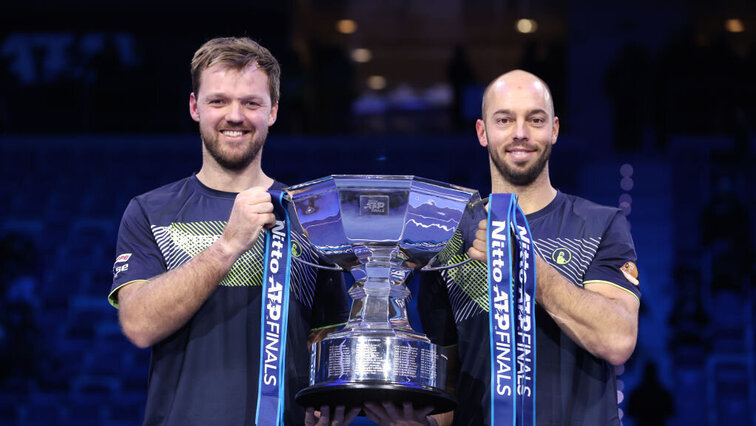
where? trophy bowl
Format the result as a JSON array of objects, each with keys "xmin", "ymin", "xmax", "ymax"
[{"xmin": 286, "ymin": 175, "xmax": 481, "ymax": 414}]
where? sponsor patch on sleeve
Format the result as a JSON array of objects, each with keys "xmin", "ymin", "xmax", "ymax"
[
  {"xmin": 115, "ymin": 253, "xmax": 132, "ymax": 263},
  {"xmin": 620, "ymin": 261, "xmax": 639, "ymax": 286},
  {"xmin": 114, "ymin": 263, "xmax": 129, "ymax": 278}
]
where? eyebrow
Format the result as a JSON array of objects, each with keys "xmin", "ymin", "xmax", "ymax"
[
  {"xmin": 201, "ymin": 92, "xmax": 227, "ymax": 99},
  {"xmin": 490, "ymin": 108, "xmax": 549, "ymax": 117},
  {"xmin": 202, "ymin": 92, "xmax": 266, "ymax": 101}
]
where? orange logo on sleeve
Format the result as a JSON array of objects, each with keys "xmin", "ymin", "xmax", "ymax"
[{"xmin": 620, "ymin": 262, "xmax": 639, "ymax": 286}]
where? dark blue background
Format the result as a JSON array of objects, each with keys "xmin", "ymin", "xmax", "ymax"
[{"xmin": 1, "ymin": 1, "xmax": 754, "ymax": 425}]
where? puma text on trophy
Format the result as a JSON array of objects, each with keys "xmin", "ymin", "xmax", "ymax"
[{"xmin": 286, "ymin": 175, "xmax": 482, "ymax": 413}]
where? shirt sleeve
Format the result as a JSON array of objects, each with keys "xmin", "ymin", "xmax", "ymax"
[
  {"xmin": 108, "ymin": 198, "xmax": 167, "ymax": 307},
  {"xmin": 583, "ymin": 211, "xmax": 641, "ymax": 301}
]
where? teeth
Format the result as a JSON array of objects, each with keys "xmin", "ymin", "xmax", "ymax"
[{"xmin": 223, "ymin": 130, "xmax": 244, "ymax": 137}]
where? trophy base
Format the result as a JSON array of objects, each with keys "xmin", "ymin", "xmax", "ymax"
[{"xmin": 295, "ymin": 382, "xmax": 457, "ymax": 415}]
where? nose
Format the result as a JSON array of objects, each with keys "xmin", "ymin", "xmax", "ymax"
[
  {"xmin": 225, "ymin": 102, "xmax": 244, "ymax": 124},
  {"xmin": 513, "ymin": 119, "xmax": 528, "ymax": 142}
]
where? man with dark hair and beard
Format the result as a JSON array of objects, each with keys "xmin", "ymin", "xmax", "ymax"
[
  {"xmin": 418, "ymin": 70, "xmax": 641, "ymax": 425},
  {"xmin": 109, "ymin": 37, "xmax": 353, "ymax": 425}
]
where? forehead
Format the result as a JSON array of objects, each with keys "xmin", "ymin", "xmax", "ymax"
[
  {"xmin": 486, "ymin": 78, "xmax": 550, "ymax": 115},
  {"xmin": 197, "ymin": 63, "xmax": 269, "ymax": 97}
]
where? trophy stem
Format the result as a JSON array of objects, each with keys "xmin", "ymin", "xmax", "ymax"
[
  {"xmin": 335, "ymin": 246, "xmax": 412, "ymax": 332},
  {"xmin": 342, "ymin": 277, "xmax": 416, "ymax": 331}
]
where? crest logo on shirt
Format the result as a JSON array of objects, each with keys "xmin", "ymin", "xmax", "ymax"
[
  {"xmin": 291, "ymin": 241, "xmax": 302, "ymax": 258},
  {"xmin": 551, "ymin": 248, "xmax": 572, "ymax": 265}
]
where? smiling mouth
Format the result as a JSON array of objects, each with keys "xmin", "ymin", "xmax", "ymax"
[
  {"xmin": 504, "ymin": 146, "xmax": 537, "ymax": 164},
  {"xmin": 221, "ymin": 130, "xmax": 249, "ymax": 137},
  {"xmin": 507, "ymin": 147, "xmax": 535, "ymax": 155}
]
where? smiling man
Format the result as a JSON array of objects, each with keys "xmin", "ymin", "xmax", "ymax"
[
  {"xmin": 109, "ymin": 37, "xmax": 350, "ymax": 425},
  {"xmin": 419, "ymin": 70, "xmax": 641, "ymax": 425}
]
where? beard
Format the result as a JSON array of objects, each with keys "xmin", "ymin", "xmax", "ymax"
[
  {"xmin": 200, "ymin": 126, "xmax": 267, "ymax": 171},
  {"xmin": 489, "ymin": 139, "xmax": 551, "ymax": 187}
]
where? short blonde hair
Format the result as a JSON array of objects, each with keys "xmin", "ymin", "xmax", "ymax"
[{"xmin": 191, "ymin": 37, "xmax": 280, "ymax": 104}]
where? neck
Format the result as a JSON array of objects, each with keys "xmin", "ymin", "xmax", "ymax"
[
  {"xmin": 196, "ymin": 156, "xmax": 273, "ymax": 193},
  {"xmin": 490, "ymin": 169, "xmax": 557, "ymax": 215}
]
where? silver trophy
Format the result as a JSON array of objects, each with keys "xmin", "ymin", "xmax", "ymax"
[{"xmin": 286, "ymin": 175, "xmax": 481, "ymax": 413}]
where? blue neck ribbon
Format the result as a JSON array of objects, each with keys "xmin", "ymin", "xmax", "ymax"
[
  {"xmin": 487, "ymin": 193, "xmax": 537, "ymax": 426},
  {"xmin": 255, "ymin": 190, "xmax": 293, "ymax": 425}
]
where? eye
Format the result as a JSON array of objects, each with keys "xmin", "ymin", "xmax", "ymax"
[{"xmin": 530, "ymin": 116, "xmax": 546, "ymax": 126}]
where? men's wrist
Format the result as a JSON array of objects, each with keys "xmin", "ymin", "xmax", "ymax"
[{"xmin": 208, "ymin": 237, "xmax": 242, "ymax": 267}]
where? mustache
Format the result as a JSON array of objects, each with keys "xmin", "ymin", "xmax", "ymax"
[{"xmin": 504, "ymin": 141, "xmax": 538, "ymax": 151}]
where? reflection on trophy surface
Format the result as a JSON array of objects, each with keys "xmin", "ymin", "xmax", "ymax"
[{"xmin": 286, "ymin": 175, "xmax": 482, "ymax": 413}]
